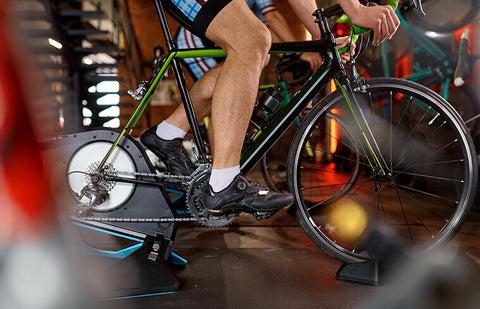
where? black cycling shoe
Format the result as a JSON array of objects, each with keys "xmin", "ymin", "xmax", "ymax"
[
  {"xmin": 140, "ymin": 126, "xmax": 194, "ymax": 176},
  {"xmin": 203, "ymin": 174, "xmax": 294, "ymax": 213}
]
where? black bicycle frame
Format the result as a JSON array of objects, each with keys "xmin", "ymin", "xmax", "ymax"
[{"xmin": 98, "ymin": 1, "xmax": 389, "ymax": 180}]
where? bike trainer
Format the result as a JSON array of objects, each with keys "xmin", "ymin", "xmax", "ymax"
[{"xmin": 44, "ymin": 129, "xmax": 184, "ymax": 299}]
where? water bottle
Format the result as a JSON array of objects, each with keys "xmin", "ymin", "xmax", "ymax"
[{"xmin": 245, "ymin": 86, "xmax": 284, "ymax": 143}]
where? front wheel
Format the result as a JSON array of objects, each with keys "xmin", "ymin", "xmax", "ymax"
[{"xmin": 287, "ymin": 77, "xmax": 478, "ymax": 263}]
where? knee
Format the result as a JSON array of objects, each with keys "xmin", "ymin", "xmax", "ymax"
[
  {"xmin": 227, "ymin": 26, "xmax": 271, "ymax": 66},
  {"xmin": 263, "ymin": 54, "xmax": 271, "ymax": 68},
  {"xmin": 247, "ymin": 28, "xmax": 271, "ymax": 65}
]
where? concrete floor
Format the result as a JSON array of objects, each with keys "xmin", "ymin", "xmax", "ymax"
[
  {"xmin": 98, "ymin": 166, "xmax": 480, "ymax": 309},
  {"xmin": 99, "ymin": 207, "xmax": 480, "ymax": 309}
]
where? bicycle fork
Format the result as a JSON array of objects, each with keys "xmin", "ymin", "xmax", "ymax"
[{"xmin": 335, "ymin": 76, "xmax": 392, "ymax": 181}]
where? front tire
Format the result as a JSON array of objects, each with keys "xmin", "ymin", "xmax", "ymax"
[{"xmin": 288, "ymin": 77, "xmax": 477, "ymax": 263}]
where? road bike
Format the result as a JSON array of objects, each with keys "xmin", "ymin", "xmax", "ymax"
[{"xmin": 58, "ymin": 0, "xmax": 478, "ymax": 264}]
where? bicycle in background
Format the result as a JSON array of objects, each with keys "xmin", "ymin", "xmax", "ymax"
[{"xmin": 357, "ymin": 0, "xmax": 480, "ymax": 148}]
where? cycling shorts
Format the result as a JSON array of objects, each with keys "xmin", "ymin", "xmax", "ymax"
[{"xmin": 162, "ymin": 0, "xmax": 232, "ymax": 38}]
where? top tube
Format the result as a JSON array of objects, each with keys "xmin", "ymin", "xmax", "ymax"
[{"xmin": 173, "ymin": 39, "xmax": 334, "ymax": 60}]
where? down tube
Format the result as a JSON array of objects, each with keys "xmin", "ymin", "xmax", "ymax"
[{"xmin": 240, "ymin": 57, "xmax": 335, "ymax": 174}]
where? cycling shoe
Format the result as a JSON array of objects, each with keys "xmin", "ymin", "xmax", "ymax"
[
  {"xmin": 140, "ymin": 126, "xmax": 194, "ymax": 176},
  {"xmin": 203, "ymin": 174, "xmax": 294, "ymax": 214}
]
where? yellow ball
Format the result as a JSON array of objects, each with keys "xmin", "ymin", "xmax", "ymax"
[{"xmin": 326, "ymin": 200, "xmax": 369, "ymax": 243}]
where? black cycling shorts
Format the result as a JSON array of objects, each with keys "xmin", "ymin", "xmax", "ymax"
[{"xmin": 162, "ymin": 0, "xmax": 232, "ymax": 39}]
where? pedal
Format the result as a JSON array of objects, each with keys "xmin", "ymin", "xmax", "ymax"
[{"xmin": 253, "ymin": 210, "xmax": 277, "ymax": 221}]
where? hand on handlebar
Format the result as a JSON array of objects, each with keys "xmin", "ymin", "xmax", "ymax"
[
  {"xmin": 299, "ymin": 52, "xmax": 323, "ymax": 72},
  {"xmin": 349, "ymin": 4, "xmax": 400, "ymax": 46}
]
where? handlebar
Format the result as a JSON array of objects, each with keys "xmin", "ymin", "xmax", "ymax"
[
  {"xmin": 326, "ymin": 0, "xmax": 424, "ymax": 54},
  {"xmin": 333, "ymin": 1, "xmax": 400, "ymax": 54},
  {"xmin": 454, "ymin": 29, "xmax": 475, "ymax": 87},
  {"xmin": 335, "ymin": 1, "xmax": 400, "ymax": 33}
]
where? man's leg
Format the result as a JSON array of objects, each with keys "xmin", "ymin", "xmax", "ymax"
[
  {"xmin": 140, "ymin": 63, "xmax": 222, "ymax": 176},
  {"xmin": 142, "ymin": 0, "xmax": 293, "ymax": 213},
  {"xmin": 156, "ymin": 0, "xmax": 272, "ymax": 190},
  {"xmin": 163, "ymin": 63, "xmax": 223, "ymax": 132},
  {"xmin": 205, "ymin": 0, "xmax": 270, "ymax": 172},
  {"xmin": 199, "ymin": 0, "xmax": 293, "ymax": 213}
]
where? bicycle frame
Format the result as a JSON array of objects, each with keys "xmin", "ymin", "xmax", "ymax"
[{"xmin": 98, "ymin": 0, "xmax": 390, "ymax": 181}]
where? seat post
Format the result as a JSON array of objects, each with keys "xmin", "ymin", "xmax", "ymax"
[{"xmin": 152, "ymin": 0, "xmax": 176, "ymax": 51}]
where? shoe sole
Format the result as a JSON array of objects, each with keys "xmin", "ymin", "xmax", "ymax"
[{"xmin": 205, "ymin": 199, "xmax": 293, "ymax": 214}]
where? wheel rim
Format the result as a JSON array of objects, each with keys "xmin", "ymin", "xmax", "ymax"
[{"xmin": 291, "ymin": 80, "xmax": 476, "ymax": 262}]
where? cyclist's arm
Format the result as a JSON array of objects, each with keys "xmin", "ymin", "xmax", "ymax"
[
  {"xmin": 288, "ymin": 0, "xmax": 399, "ymax": 46},
  {"xmin": 286, "ymin": 0, "xmax": 320, "ymax": 39},
  {"xmin": 263, "ymin": 10, "xmax": 303, "ymax": 42}
]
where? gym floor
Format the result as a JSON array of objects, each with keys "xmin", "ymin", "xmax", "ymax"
[{"xmin": 101, "ymin": 168, "xmax": 480, "ymax": 309}]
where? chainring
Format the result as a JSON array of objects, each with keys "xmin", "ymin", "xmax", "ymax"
[{"xmin": 186, "ymin": 168, "xmax": 240, "ymax": 228}]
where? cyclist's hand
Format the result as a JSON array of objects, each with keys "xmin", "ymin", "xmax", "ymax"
[
  {"xmin": 342, "ymin": 2, "xmax": 400, "ymax": 46},
  {"xmin": 336, "ymin": 36, "xmax": 356, "ymax": 65},
  {"xmin": 299, "ymin": 52, "xmax": 324, "ymax": 72}
]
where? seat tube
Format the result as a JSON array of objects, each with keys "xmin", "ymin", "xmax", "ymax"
[
  {"xmin": 152, "ymin": 0, "xmax": 208, "ymax": 162},
  {"xmin": 170, "ymin": 58, "xmax": 208, "ymax": 161}
]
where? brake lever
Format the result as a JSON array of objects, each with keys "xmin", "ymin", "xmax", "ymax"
[{"xmin": 412, "ymin": 0, "xmax": 426, "ymax": 16}]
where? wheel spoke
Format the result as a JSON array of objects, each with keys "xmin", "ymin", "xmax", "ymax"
[{"xmin": 390, "ymin": 182, "xmax": 459, "ymax": 204}]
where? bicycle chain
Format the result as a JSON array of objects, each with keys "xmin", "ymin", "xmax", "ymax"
[
  {"xmin": 104, "ymin": 168, "xmax": 190, "ymax": 182},
  {"xmin": 74, "ymin": 215, "xmax": 196, "ymax": 223},
  {"xmin": 72, "ymin": 167, "xmax": 199, "ymax": 223}
]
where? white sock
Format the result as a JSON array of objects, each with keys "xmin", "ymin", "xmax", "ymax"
[
  {"xmin": 209, "ymin": 165, "xmax": 241, "ymax": 193},
  {"xmin": 156, "ymin": 121, "xmax": 187, "ymax": 140}
]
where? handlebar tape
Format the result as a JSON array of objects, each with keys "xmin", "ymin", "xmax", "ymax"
[{"xmin": 454, "ymin": 29, "xmax": 473, "ymax": 87}]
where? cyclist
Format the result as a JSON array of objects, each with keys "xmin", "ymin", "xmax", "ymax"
[{"xmin": 140, "ymin": 0, "xmax": 400, "ymax": 216}]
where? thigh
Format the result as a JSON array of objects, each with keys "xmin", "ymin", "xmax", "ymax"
[
  {"xmin": 205, "ymin": 0, "xmax": 270, "ymax": 50},
  {"xmin": 176, "ymin": 27, "xmax": 219, "ymax": 80}
]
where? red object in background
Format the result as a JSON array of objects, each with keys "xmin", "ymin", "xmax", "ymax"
[
  {"xmin": 395, "ymin": 52, "xmax": 413, "ymax": 78},
  {"xmin": 333, "ymin": 22, "xmax": 351, "ymax": 38},
  {"xmin": 0, "ymin": 4, "xmax": 55, "ymax": 240},
  {"xmin": 453, "ymin": 24, "xmax": 473, "ymax": 47}
]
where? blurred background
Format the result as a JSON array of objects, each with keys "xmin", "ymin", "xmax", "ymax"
[
  {"xmin": 1, "ymin": 0, "xmax": 480, "ymax": 308},
  {"xmin": 3, "ymin": 0, "xmax": 479, "ymax": 139}
]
